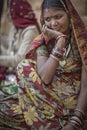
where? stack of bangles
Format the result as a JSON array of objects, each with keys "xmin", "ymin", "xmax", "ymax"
[
  {"xmin": 50, "ymin": 34, "xmax": 68, "ymax": 61},
  {"xmin": 69, "ymin": 108, "xmax": 86, "ymax": 130},
  {"xmin": 50, "ymin": 46, "xmax": 65, "ymax": 62}
]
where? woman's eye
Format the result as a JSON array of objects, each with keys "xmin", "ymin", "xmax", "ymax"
[
  {"xmin": 55, "ymin": 15, "xmax": 63, "ymax": 19},
  {"xmin": 44, "ymin": 17, "xmax": 51, "ymax": 22}
]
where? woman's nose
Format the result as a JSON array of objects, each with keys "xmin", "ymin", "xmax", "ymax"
[{"xmin": 51, "ymin": 19, "xmax": 58, "ymax": 26}]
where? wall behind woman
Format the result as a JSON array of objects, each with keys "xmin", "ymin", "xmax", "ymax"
[{"xmin": 0, "ymin": 0, "xmax": 12, "ymax": 35}]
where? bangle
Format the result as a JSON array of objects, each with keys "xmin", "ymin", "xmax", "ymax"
[
  {"xmin": 54, "ymin": 46, "xmax": 65, "ymax": 54},
  {"xmin": 70, "ymin": 119, "xmax": 80, "ymax": 127},
  {"xmin": 51, "ymin": 47, "xmax": 65, "ymax": 60},
  {"xmin": 51, "ymin": 50, "xmax": 63, "ymax": 59},
  {"xmin": 69, "ymin": 122, "xmax": 79, "ymax": 130},
  {"xmin": 56, "ymin": 34, "xmax": 68, "ymax": 41},
  {"xmin": 50, "ymin": 54, "xmax": 59, "ymax": 62},
  {"xmin": 69, "ymin": 115, "xmax": 83, "ymax": 130},
  {"xmin": 75, "ymin": 108, "xmax": 85, "ymax": 119},
  {"xmin": 70, "ymin": 116, "xmax": 83, "ymax": 126},
  {"xmin": 53, "ymin": 48, "xmax": 65, "ymax": 56}
]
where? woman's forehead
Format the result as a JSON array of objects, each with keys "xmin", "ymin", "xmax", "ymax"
[{"xmin": 43, "ymin": 8, "xmax": 66, "ymax": 16}]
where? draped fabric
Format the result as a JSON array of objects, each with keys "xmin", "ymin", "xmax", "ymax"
[
  {"xmin": 26, "ymin": 0, "xmax": 87, "ymax": 71},
  {"xmin": 15, "ymin": 0, "xmax": 87, "ymax": 129},
  {"xmin": 9, "ymin": 0, "xmax": 40, "ymax": 32},
  {"xmin": 0, "ymin": 0, "xmax": 87, "ymax": 129},
  {"xmin": 17, "ymin": 40, "xmax": 83, "ymax": 129},
  {"xmin": 66, "ymin": 0, "xmax": 87, "ymax": 71}
]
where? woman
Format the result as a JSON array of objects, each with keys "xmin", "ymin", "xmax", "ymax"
[
  {"xmin": 0, "ymin": 0, "xmax": 40, "ymax": 67},
  {"xmin": 0, "ymin": 0, "xmax": 40, "ymax": 99},
  {"xmin": 16, "ymin": 0, "xmax": 87, "ymax": 130},
  {"xmin": 0, "ymin": 0, "xmax": 40, "ymax": 129}
]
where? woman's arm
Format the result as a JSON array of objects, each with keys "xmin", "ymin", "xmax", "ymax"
[
  {"xmin": 37, "ymin": 54, "xmax": 58, "ymax": 84},
  {"xmin": 37, "ymin": 36, "xmax": 66, "ymax": 85}
]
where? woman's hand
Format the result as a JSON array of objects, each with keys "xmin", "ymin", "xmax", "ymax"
[{"xmin": 42, "ymin": 24, "xmax": 63, "ymax": 39}]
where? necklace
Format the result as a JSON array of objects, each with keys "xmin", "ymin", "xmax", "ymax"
[
  {"xmin": 59, "ymin": 33, "xmax": 73, "ymax": 67},
  {"xmin": 59, "ymin": 43, "xmax": 71, "ymax": 67}
]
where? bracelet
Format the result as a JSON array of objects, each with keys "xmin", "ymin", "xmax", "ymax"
[
  {"xmin": 70, "ymin": 116, "xmax": 83, "ymax": 126},
  {"xmin": 70, "ymin": 119, "xmax": 80, "ymax": 127},
  {"xmin": 51, "ymin": 50, "xmax": 63, "ymax": 59},
  {"xmin": 53, "ymin": 46, "xmax": 65, "ymax": 54},
  {"xmin": 50, "ymin": 54, "xmax": 59, "ymax": 62},
  {"xmin": 73, "ymin": 112, "xmax": 84, "ymax": 121},
  {"xmin": 53, "ymin": 48, "xmax": 65, "ymax": 56},
  {"xmin": 69, "ymin": 116, "xmax": 83, "ymax": 130},
  {"xmin": 56, "ymin": 34, "xmax": 68, "ymax": 41},
  {"xmin": 51, "ymin": 47, "xmax": 65, "ymax": 60},
  {"xmin": 69, "ymin": 121, "xmax": 79, "ymax": 130},
  {"xmin": 69, "ymin": 113, "xmax": 84, "ymax": 130},
  {"xmin": 75, "ymin": 108, "xmax": 85, "ymax": 119}
]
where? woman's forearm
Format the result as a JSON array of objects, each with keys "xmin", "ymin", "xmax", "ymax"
[{"xmin": 37, "ymin": 55, "xmax": 59, "ymax": 85}]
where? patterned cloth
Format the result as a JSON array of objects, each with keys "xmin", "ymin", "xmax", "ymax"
[
  {"xmin": 16, "ymin": 39, "xmax": 82, "ymax": 129},
  {"xmin": 0, "ymin": 0, "xmax": 87, "ymax": 129},
  {"xmin": 0, "ymin": 0, "xmax": 40, "ymax": 129}
]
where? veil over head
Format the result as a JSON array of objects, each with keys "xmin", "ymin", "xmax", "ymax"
[
  {"xmin": 9, "ymin": 0, "xmax": 40, "ymax": 31},
  {"xmin": 26, "ymin": 0, "xmax": 87, "ymax": 70}
]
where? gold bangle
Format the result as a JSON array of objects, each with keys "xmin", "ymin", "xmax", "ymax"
[
  {"xmin": 50, "ymin": 54, "xmax": 59, "ymax": 62},
  {"xmin": 56, "ymin": 34, "xmax": 68, "ymax": 41}
]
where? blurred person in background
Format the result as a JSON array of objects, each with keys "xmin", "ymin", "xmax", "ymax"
[
  {"xmin": 0, "ymin": 0, "xmax": 40, "ymax": 92},
  {"xmin": 0, "ymin": 0, "xmax": 40, "ymax": 129}
]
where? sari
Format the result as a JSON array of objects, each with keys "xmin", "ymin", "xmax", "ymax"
[
  {"xmin": 15, "ymin": 0, "xmax": 87, "ymax": 129},
  {"xmin": 0, "ymin": 0, "xmax": 87, "ymax": 129}
]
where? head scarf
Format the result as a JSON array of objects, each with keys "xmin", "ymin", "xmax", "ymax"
[
  {"xmin": 26, "ymin": 0, "xmax": 87, "ymax": 71},
  {"xmin": 9, "ymin": 0, "xmax": 40, "ymax": 31},
  {"xmin": 66, "ymin": 0, "xmax": 87, "ymax": 71}
]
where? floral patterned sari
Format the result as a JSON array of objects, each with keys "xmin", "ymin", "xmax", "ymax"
[
  {"xmin": 15, "ymin": 0, "xmax": 87, "ymax": 129},
  {"xmin": 0, "ymin": 0, "xmax": 87, "ymax": 129},
  {"xmin": 16, "ymin": 35, "xmax": 83, "ymax": 129}
]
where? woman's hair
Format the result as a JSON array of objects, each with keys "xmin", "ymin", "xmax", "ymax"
[
  {"xmin": 42, "ymin": 0, "xmax": 67, "ymax": 11},
  {"xmin": 40, "ymin": 0, "xmax": 68, "ymax": 25}
]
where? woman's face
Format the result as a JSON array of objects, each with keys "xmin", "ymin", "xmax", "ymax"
[{"xmin": 43, "ymin": 8, "xmax": 69, "ymax": 34}]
